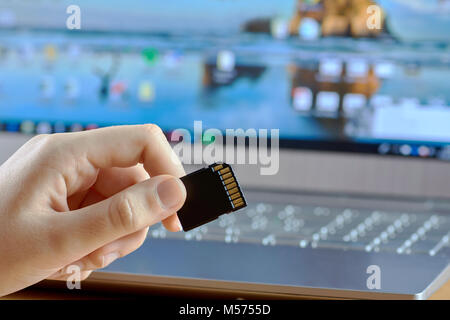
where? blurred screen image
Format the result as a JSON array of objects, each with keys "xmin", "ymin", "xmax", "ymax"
[{"xmin": 0, "ymin": 0, "xmax": 449, "ymax": 159}]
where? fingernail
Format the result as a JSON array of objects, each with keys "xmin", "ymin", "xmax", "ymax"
[
  {"xmin": 103, "ymin": 252, "xmax": 120, "ymax": 267},
  {"xmin": 175, "ymin": 216, "xmax": 183, "ymax": 232},
  {"xmin": 157, "ymin": 177, "xmax": 186, "ymax": 210}
]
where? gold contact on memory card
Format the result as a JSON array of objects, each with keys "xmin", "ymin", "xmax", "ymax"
[
  {"xmin": 221, "ymin": 172, "xmax": 232, "ymax": 180},
  {"xmin": 213, "ymin": 163, "xmax": 246, "ymax": 210},
  {"xmin": 178, "ymin": 163, "xmax": 247, "ymax": 232},
  {"xmin": 230, "ymin": 193, "xmax": 241, "ymax": 200},
  {"xmin": 223, "ymin": 177, "xmax": 235, "ymax": 185},
  {"xmin": 226, "ymin": 182, "xmax": 237, "ymax": 189},
  {"xmin": 233, "ymin": 198, "xmax": 245, "ymax": 208},
  {"xmin": 219, "ymin": 167, "xmax": 230, "ymax": 174}
]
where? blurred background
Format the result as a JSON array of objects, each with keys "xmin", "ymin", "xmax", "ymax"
[{"xmin": 0, "ymin": 0, "xmax": 449, "ymax": 159}]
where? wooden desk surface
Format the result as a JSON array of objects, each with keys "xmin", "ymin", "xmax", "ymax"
[
  {"xmin": 429, "ymin": 280, "xmax": 450, "ymax": 300},
  {"xmin": 3, "ymin": 279, "xmax": 449, "ymax": 300}
]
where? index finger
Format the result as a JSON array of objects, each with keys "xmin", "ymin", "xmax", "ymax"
[
  {"xmin": 66, "ymin": 124, "xmax": 184, "ymax": 177},
  {"xmin": 55, "ymin": 124, "xmax": 185, "ymax": 231}
]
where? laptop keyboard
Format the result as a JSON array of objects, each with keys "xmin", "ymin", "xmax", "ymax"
[{"xmin": 148, "ymin": 201, "xmax": 450, "ymax": 258}]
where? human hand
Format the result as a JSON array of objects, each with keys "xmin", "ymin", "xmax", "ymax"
[{"xmin": 0, "ymin": 124, "xmax": 187, "ymax": 296}]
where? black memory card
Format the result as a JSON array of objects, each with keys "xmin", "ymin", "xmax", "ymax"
[{"xmin": 177, "ymin": 163, "xmax": 247, "ymax": 231}]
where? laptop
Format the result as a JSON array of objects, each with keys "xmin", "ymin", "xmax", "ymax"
[{"xmin": 0, "ymin": 0, "xmax": 449, "ymax": 299}]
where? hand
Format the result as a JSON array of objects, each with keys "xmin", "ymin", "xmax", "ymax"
[{"xmin": 0, "ymin": 124, "xmax": 187, "ymax": 296}]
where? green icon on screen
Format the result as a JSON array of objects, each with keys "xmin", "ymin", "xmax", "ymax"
[{"xmin": 142, "ymin": 48, "xmax": 159, "ymax": 65}]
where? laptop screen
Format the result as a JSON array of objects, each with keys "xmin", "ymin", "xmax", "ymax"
[{"xmin": 1, "ymin": 0, "xmax": 450, "ymax": 160}]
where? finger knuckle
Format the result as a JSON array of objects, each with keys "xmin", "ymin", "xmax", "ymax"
[
  {"xmin": 30, "ymin": 133, "xmax": 53, "ymax": 148},
  {"xmin": 142, "ymin": 123, "xmax": 164, "ymax": 138},
  {"xmin": 110, "ymin": 194, "xmax": 138, "ymax": 233},
  {"xmin": 84, "ymin": 254, "xmax": 106, "ymax": 270},
  {"xmin": 29, "ymin": 133, "xmax": 49, "ymax": 143},
  {"xmin": 32, "ymin": 133, "xmax": 65, "ymax": 155},
  {"xmin": 30, "ymin": 134, "xmax": 68, "ymax": 168}
]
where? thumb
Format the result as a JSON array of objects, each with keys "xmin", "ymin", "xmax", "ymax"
[{"xmin": 50, "ymin": 175, "xmax": 186, "ymax": 261}]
